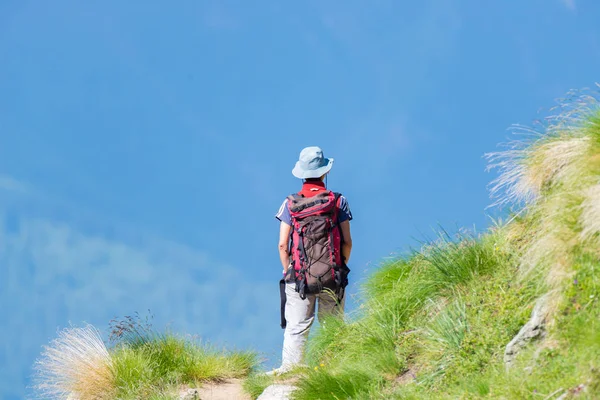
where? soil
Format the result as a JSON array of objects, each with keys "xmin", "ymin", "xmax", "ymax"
[{"xmin": 180, "ymin": 379, "xmax": 251, "ymax": 400}]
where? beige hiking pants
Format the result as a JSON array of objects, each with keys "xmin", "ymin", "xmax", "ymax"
[{"xmin": 281, "ymin": 282, "xmax": 345, "ymax": 369}]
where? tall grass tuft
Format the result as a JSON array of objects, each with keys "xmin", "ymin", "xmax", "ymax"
[
  {"xmin": 423, "ymin": 298, "xmax": 468, "ymax": 351},
  {"xmin": 108, "ymin": 314, "xmax": 257, "ymax": 398},
  {"xmin": 292, "ymin": 367, "xmax": 377, "ymax": 400},
  {"xmin": 486, "ymin": 92, "xmax": 600, "ymax": 297},
  {"xmin": 109, "ymin": 312, "xmax": 155, "ymax": 348},
  {"xmin": 243, "ymin": 375, "xmax": 272, "ymax": 399},
  {"xmin": 421, "ymin": 230, "xmax": 500, "ymax": 287},
  {"xmin": 487, "ymin": 88, "xmax": 600, "ymax": 208},
  {"xmin": 34, "ymin": 324, "xmax": 115, "ymax": 399}
]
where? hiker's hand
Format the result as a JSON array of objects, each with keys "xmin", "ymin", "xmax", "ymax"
[{"xmin": 283, "ymin": 263, "xmax": 292, "ymax": 276}]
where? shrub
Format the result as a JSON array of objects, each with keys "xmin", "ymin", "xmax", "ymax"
[{"xmin": 34, "ymin": 324, "xmax": 115, "ymax": 399}]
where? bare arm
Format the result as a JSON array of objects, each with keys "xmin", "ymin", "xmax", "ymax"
[
  {"xmin": 278, "ymin": 221, "xmax": 292, "ymax": 272},
  {"xmin": 340, "ymin": 220, "xmax": 353, "ymax": 264}
]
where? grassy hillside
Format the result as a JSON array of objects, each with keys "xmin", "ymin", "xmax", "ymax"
[{"xmin": 248, "ymin": 90, "xmax": 600, "ymax": 399}]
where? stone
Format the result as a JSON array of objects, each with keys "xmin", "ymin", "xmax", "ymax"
[
  {"xmin": 504, "ymin": 293, "xmax": 551, "ymax": 368},
  {"xmin": 257, "ymin": 384, "xmax": 297, "ymax": 400},
  {"xmin": 180, "ymin": 388, "xmax": 200, "ymax": 400}
]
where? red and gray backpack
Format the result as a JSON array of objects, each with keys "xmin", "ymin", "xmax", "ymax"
[{"xmin": 287, "ymin": 190, "xmax": 350, "ymax": 300}]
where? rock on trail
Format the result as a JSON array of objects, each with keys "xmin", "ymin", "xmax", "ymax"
[{"xmin": 257, "ymin": 384, "xmax": 296, "ymax": 400}]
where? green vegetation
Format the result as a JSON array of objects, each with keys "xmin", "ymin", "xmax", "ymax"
[
  {"xmin": 111, "ymin": 333, "xmax": 255, "ymax": 399},
  {"xmin": 243, "ymin": 372, "xmax": 277, "ymax": 399},
  {"xmin": 285, "ymin": 91, "xmax": 600, "ymax": 399},
  {"xmin": 34, "ymin": 314, "xmax": 257, "ymax": 399}
]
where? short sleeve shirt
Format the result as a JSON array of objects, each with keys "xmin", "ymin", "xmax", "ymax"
[{"xmin": 275, "ymin": 194, "xmax": 353, "ymax": 225}]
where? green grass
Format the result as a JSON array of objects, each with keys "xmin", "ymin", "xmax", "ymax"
[
  {"xmin": 410, "ymin": 249, "xmax": 599, "ymax": 400},
  {"xmin": 292, "ymin": 367, "xmax": 378, "ymax": 400},
  {"xmin": 292, "ymin": 222, "xmax": 594, "ymax": 399},
  {"xmin": 422, "ymin": 297, "xmax": 468, "ymax": 352},
  {"xmin": 288, "ymin": 227, "xmax": 535, "ymax": 399},
  {"xmin": 243, "ymin": 373, "xmax": 275, "ymax": 399},
  {"xmin": 111, "ymin": 331, "xmax": 257, "ymax": 399}
]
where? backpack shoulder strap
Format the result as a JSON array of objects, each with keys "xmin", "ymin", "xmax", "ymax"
[
  {"xmin": 287, "ymin": 193, "xmax": 303, "ymax": 201},
  {"xmin": 332, "ymin": 192, "xmax": 342, "ymax": 217}
]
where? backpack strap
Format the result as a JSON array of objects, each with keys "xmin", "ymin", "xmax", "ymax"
[
  {"xmin": 332, "ymin": 192, "xmax": 344, "ymax": 240},
  {"xmin": 286, "ymin": 193, "xmax": 302, "ymax": 255},
  {"xmin": 333, "ymin": 192, "xmax": 342, "ymax": 220},
  {"xmin": 287, "ymin": 193, "xmax": 304, "ymax": 201}
]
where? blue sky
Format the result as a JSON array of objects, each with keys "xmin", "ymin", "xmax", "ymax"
[{"xmin": 1, "ymin": 0, "xmax": 599, "ymax": 398}]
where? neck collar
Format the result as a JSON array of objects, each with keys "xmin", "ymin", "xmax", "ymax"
[{"xmin": 299, "ymin": 180, "xmax": 326, "ymax": 196}]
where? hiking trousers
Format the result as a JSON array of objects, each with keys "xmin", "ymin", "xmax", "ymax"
[{"xmin": 281, "ymin": 282, "xmax": 345, "ymax": 369}]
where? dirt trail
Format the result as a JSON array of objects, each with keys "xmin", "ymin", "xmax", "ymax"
[
  {"xmin": 180, "ymin": 378, "xmax": 297, "ymax": 400},
  {"xmin": 180, "ymin": 379, "xmax": 250, "ymax": 400}
]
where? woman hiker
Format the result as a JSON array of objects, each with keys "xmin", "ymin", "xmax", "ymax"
[{"xmin": 269, "ymin": 146, "xmax": 353, "ymax": 375}]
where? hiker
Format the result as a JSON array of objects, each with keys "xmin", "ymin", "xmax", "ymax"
[{"xmin": 270, "ymin": 146, "xmax": 353, "ymax": 375}]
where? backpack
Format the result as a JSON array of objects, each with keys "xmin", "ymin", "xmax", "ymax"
[{"xmin": 287, "ymin": 190, "xmax": 350, "ymax": 300}]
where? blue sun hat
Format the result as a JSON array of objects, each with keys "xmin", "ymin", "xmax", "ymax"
[{"xmin": 292, "ymin": 146, "xmax": 334, "ymax": 179}]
